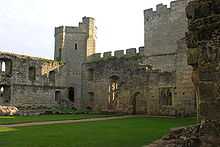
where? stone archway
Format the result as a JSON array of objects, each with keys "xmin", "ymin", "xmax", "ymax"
[{"xmin": 131, "ymin": 92, "xmax": 140, "ymax": 115}]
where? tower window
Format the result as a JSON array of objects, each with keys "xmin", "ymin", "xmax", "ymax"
[
  {"xmin": 74, "ymin": 43, "xmax": 78, "ymax": 50},
  {"xmin": 0, "ymin": 59, "xmax": 12, "ymax": 74},
  {"xmin": 159, "ymin": 88, "xmax": 173, "ymax": 106}
]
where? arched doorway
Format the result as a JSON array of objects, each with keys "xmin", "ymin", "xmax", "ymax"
[
  {"xmin": 0, "ymin": 85, "xmax": 11, "ymax": 104},
  {"xmin": 68, "ymin": 87, "xmax": 75, "ymax": 103},
  {"xmin": 131, "ymin": 92, "xmax": 140, "ymax": 115}
]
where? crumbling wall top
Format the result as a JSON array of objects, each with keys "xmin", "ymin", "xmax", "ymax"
[{"xmin": 0, "ymin": 51, "xmax": 58, "ymax": 63}]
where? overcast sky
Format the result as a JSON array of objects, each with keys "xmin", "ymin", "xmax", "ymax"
[{"xmin": 0, "ymin": 0, "xmax": 173, "ymax": 59}]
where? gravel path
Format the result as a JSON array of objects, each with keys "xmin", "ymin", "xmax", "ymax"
[{"xmin": 0, "ymin": 115, "xmax": 137, "ymax": 128}]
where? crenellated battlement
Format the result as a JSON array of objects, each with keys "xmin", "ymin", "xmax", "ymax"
[
  {"xmin": 55, "ymin": 25, "xmax": 87, "ymax": 35},
  {"xmin": 55, "ymin": 26, "xmax": 65, "ymax": 35},
  {"xmin": 54, "ymin": 16, "xmax": 95, "ymax": 36},
  {"xmin": 87, "ymin": 47, "xmax": 144, "ymax": 62},
  {"xmin": 144, "ymin": 0, "xmax": 188, "ymax": 22}
]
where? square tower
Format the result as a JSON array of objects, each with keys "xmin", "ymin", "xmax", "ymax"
[{"xmin": 54, "ymin": 17, "xmax": 96, "ymax": 108}]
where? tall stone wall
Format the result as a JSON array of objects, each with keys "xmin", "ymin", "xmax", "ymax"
[
  {"xmin": 83, "ymin": 54, "xmax": 194, "ymax": 116},
  {"xmin": 144, "ymin": 0, "xmax": 188, "ymax": 56},
  {"xmin": 143, "ymin": 0, "xmax": 190, "ymax": 73},
  {"xmin": 83, "ymin": 56, "xmax": 149, "ymax": 114},
  {"xmin": 146, "ymin": 1, "xmax": 220, "ymax": 146},
  {"xmin": 0, "ymin": 51, "xmax": 62, "ymax": 108},
  {"xmin": 175, "ymin": 38, "xmax": 195, "ymax": 115},
  {"xmin": 186, "ymin": 0, "xmax": 220, "ymax": 120},
  {"xmin": 143, "ymin": 0, "xmax": 195, "ymax": 115}
]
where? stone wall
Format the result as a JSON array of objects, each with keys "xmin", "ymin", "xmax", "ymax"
[
  {"xmin": 0, "ymin": 51, "xmax": 63, "ymax": 108},
  {"xmin": 144, "ymin": 0, "xmax": 188, "ymax": 56},
  {"xmin": 83, "ymin": 54, "xmax": 193, "ymax": 116},
  {"xmin": 83, "ymin": 55, "xmax": 149, "ymax": 114},
  {"xmin": 186, "ymin": 0, "xmax": 220, "ymax": 120},
  {"xmin": 147, "ymin": 0, "xmax": 220, "ymax": 146},
  {"xmin": 175, "ymin": 39, "xmax": 195, "ymax": 116},
  {"xmin": 86, "ymin": 47, "xmax": 144, "ymax": 62},
  {"xmin": 143, "ymin": 0, "xmax": 195, "ymax": 116},
  {"xmin": 144, "ymin": 53, "xmax": 176, "ymax": 72},
  {"xmin": 143, "ymin": 0, "xmax": 189, "ymax": 75}
]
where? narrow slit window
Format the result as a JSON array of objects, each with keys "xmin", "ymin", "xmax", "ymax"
[
  {"xmin": 1, "ymin": 61, "xmax": 6, "ymax": 72},
  {"xmin": 74, "ymin": 43, "xmax": 78, "ymax": 50},
  {"xmin": 0, "ymin": 86, "xmax": 4, "ymax": 96}
]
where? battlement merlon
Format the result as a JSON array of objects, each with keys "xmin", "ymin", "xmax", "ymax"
[
  {"xmin": 55, "ymin": 16, "xmax": 96, "ymax": 36},
  {"xmin": 103, "ymin": 52, "xmax": 112, "ymax": 59},
  {"xmin": 139, "ymin": 46, "xmax": 144, "ymax": 55},
  {"xmin": 82, "ymin": 16, "xmax": 95, "ymax": 24},
  {"xmin": 87, "ymin": 47, "xmax": 145, "ymax": 62},
  {"xmin": 126, "ymin": 48, "xmax": 137, "ymax": 56},
  {"xmin": 55, "ymin": 26, "xmax": 65, "ymax": 36},
  {"xmin": 144, "ymin": 0, "xmax": 188, "ymax": 21}
]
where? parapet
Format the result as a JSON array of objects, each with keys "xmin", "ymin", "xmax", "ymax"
[
  {"xmin": 87, "ymin": 53, "xmax": 101, "ymax": 62},
  {"xmin": 82, "ymin": 16, "xmax": 95, "ymax": 24},
  {"xmin": 144, "ymin": 0, "xmax": 188, "ymax": 22},
  {"xmin": 156, "ymin": 3, "xmax": 169, "ymax": 15},
  {"xmin": 139, "ymin": 46, "xmax": 144, "ymax": 55},
  {"xmin": 103, "ymin": 52, "xmax": 112, "ymax": 59},
  {"xmin": 114, "ymin": 50, "xmax": 124, "ymax": 57},
  {"xmin": 65, "ymin": 26, "xmax": 86, "ymax": 34},
  {"xmin": 126, "ymin": 48, "xmax": 136, "ymax": 56},
  {"xmin": 87, "ymin": 47, "xmax": 145, "ymax": 63},
  {"xmin": 55, "ymin": 16, "xmax": 95, "ymax": 35},
  {"xmin": 55, "ymin": 26, "xmax": 65, "ymax": 35}
]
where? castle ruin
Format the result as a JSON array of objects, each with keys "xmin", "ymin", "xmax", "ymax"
[{"xmin": 0, "ymin": 0, "xmax": 196, "ymax": 116}]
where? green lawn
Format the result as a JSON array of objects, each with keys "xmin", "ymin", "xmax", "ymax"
[
  {"xmin": 0, "ymin": 117, "xmax": 196, "ymax": 147},
  {"xmin": 0, "ymin": 114, "xmax": 111, "ymax": 125}
]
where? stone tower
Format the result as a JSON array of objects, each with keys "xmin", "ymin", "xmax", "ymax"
[
  {"xmin": 54, "ymin": 17, "xmax": 96, "ymax": 107},
  {"xmin": 143, "ymin": 0, "xmax": 196, "ymax": 115},
  {"xmin": 144, "ymin": 0, "xmax": 188, "ymax": 56}
]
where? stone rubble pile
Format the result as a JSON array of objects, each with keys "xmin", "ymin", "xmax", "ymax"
[
  {"xmin": 0, "ymin": 105, "xmax": 19, "ymax": 116},
  {"xmin": 146, "ymin": 120, "xmax": 220, "ymax": 147}
]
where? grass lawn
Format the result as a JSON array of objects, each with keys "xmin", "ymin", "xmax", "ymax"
[
  {"xmin": 0, "ymin": 114, "xmax": 112, "ymax": 125},
  {"xmin": 0, "ymin": 117, "xmax": 196, "ymax": 147}
]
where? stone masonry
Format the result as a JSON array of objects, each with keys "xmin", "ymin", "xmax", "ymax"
[
  {"xmin": 146, "ymin": 0, "xmax": 220, "ymax": 146},
  {"xmin": 81, "ymin": 0, "xmax": 195, "ymax": 115},
  {"xmin": 0, "ymin": 52, "xmax": 63, "ymax": 109},
  {"xmin": 186, "ymin": 0, "xmax": 220, "ymax": 120},
  {"xmin": 1, "ymin": 0, "xmax": 196, "ymax": 116}
]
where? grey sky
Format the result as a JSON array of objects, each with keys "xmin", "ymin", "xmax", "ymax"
[{"xmin": 0, "ymin": 0, "xmax": 173, "ymax": 59}]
